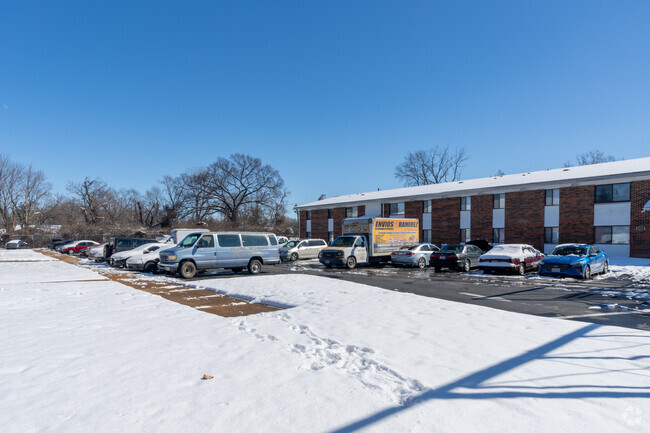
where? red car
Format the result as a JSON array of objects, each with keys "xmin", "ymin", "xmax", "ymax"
[{"xmin": 61, "ymin": 240, "xmax": 100, "ymax": 254}]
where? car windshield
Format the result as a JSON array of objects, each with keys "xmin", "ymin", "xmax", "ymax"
[
  {"xmin": 331, "ymin": 237, "xmax": 356, "ymax": 247},
  {"xmin": 285, "ymin": 241, "xmax": 299, "ymax": 248},
  {"xmin": 440, "ymin": 245, "xmax": 463, "ymax": 253},
  {"xmin": 178, "ymin": 233, "xmax": 201, "ymax": 248},
  {"xmin": 550, "ymin": 246, "xmax": 587, "ymax": 256}
]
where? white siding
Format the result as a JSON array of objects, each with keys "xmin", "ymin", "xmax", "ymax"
[
  {"xmin": 492, "ymin": 209, "xmax": 505, "ymax": 229},
  {"xmin": 596, "ymin": 244, "xmax": 629, "ymax": 257},
  {"xmin": 422, "ymin": 213, "xmax": 431, "ymax": 230},
  {"xmin": 327, "ymin": 218, "xmax": 333, "ymax": 231},
  {"xmin": 364, "ymin": 202, "xmax": 382, "ymax": 217},
  {"xmin": 460, "ymin": 211, "xmax": 471, "ymax": 229},
  {"xmin": 594, "ymin": 202, "xmax": 631, "ymax": 226},
  {"xmin": 544, "ymin": 206, "xmax": 559, "ymax": 227}
]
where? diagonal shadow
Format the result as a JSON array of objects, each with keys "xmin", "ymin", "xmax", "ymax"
[{"xmin": 328, "ymin": 323, "xmax": 650, "ymax": 433}]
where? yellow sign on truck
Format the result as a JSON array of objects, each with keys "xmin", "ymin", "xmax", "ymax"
[{"xmin": 320, "ymin": 217, "xmax": 420, "ymax": 269}]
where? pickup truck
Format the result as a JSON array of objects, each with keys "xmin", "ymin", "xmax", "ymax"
[{"xmin": 318, "ymin": 217, "xmax": 419, "ymax": 269}]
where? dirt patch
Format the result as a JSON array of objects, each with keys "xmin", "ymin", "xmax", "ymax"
[{"xmin": 38, "ymin": 249, "xmax": 281, "ymax": 317}]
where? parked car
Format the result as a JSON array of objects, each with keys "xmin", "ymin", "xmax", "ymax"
[
  {"xmin": 158, "ymin": 231, "xmax": 281, "ymax": 278},
  {"xmin": 478, "ymin": 244, "xmax": 544, "ymax": 275},
  {"xmin": 103, "ymin": 237, "xmax": 159, "ymax": 260},
  {"xmin": 538, "ymin": 244, "xmax": 609, "ymax": 279},
  {"xmin": 280, "ymin": 239, "xmax": 328, "ymax": 261},
  {"xmin": 125, "ymin": 244, "xmax": 168, "ymax": 273},
  {"xmin": 5, "ymin": 239, "xmax": 28, "ymax": 249},
  {"xmin": 55, "ymin": 240, "xmax": 77, "ymax": 252},
  {"xmin": 466, "ymin": 239, "xmax": 492, "ymax": 253},
  {"xmin": 61, "ymin": 240, "xmax": 100, "ymax": 255},
  {"xmin": 429, "ymin": 244, "xmax": 484, "ymax": 272},
  {"xmin": 48, "ymin": 239, "xmax": 73, "ymax": 250},
  {"xmin": 83, "ymin": 243, "xmax": 107, "ymax": 260},
  {"xmin": 277, "ymin": 236, "xmax": 289, "ymax": 245},
  {"xmin": 109, "ymin": 242, "xmax": 170, "ymax": 268},
  {"xmin": 390, "ymin": 243, "xmax": 440, "ymax": 268}
]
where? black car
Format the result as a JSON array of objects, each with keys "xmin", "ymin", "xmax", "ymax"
[
  {"xmin": 103, "ymin": 237, "xmax": 159, "ymax": 259},
  {"xmin": 466, "ymin": 239, "xmax": 492, "ymax": 253},
  {"xmin": 430, "ymin": 244, "xmax": 484, "ymax": 272},
  {"xmin": 48, "ymin": 239, "xmax": 73, "ymax": 250}
]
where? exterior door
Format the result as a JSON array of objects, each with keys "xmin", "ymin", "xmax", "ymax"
[
  {"xmin": 193, "ymin": 234, "xmax": 217, "ymax": 269},
  {"xmin": 353, "ymin": 237, "xmax": 368, "ymax": 264},
  {"xmin": 216, "ymin": 234, "xmax": 242, "ymax": 268}
]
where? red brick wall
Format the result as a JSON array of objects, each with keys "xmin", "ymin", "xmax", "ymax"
[
  {"xmin": 471, "ymin": 195, "xmax": 493, "ymax": 241},
  {"xmin": 310, "ymin": 209, "xmax": 328, "ymax": 241},
  {"xmin": 405, "ymin": 200, "xmax": 424, "ymax": 242},
  {"xmin": 559, "ymin": 185, "xmax": 594, "ymax": 244},
  {"xmin": 332, "ymin": 208, "xmax": 346, "ymax": 237},
  {"xmin": 358, "ymin": 205, "xmax": 365, "ymax": 217},
  {"xmin": 505, "ymin": 190, "xmax": 545, "ymax": 251},
  {"xmin": 431, "ymin": 198, "xmax": 460, "ymax": 244},
  {"xmin": 299, "ymin": 211, "xmax": 307, "ymax": 238},
  {"xmin": 382, "ymin": 203, "xmax": 390, "ymax": 218},
  {"xmin": 631, "ymin": 180, "xmax": 650, "ymax": 258}
]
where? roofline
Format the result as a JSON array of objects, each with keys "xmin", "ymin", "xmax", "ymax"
[{"xmin": 296, "ymin": 169, "xmax": 650, "ymax": 211}]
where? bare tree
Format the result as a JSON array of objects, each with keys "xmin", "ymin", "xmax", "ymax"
[
  {"xmin": 11, "ymin": 165, "xmax": 51, "ymax": 231},
  {"xmin": 66, "ymin": 177, "xmax": 114, "ymax": 225},
  {"xmin": 394, "ymin": 145, "xmax": 468, "ymax": 186},
  {"xmin": 564, "ymin": 150, "xmax": 617, "ymax": 167}
]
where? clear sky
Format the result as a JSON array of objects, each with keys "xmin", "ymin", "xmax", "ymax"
[{"xmin": 1, "ymin": 0, "xmax": 649, "ymax": 212}]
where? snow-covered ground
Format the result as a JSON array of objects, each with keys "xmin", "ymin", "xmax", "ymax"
[{"xmin": 1, "ymin": 249, "xmax": 649, "ymax": 432}]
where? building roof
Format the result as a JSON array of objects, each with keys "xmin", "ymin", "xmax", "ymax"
[{"xmin": 297, "ymin": 157, "xmax": 650, "ymax": 210}]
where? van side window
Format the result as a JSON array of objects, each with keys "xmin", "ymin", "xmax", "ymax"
[
  {"xmin": 116, "ymin": 239, "xmax": 131, "ymax": 249},
  {"xmin": 268, "ymin": 235, "xmax": 278, "ymax": 246},
  {"xmin": 355, "ymin": 238, "xmax": 365, "ymax": 247},
  {"xmin": 197, "ymin": 235, "xmax": 214, "ymax": 248},
  {"xmin": 241, "ymin": 234, "xmax": 269, "ymax": 247},
  {"xmin": 217, "ymin": 234, "xmax": 241, "ymax": 247}
]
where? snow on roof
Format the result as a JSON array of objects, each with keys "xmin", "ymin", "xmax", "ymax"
[{"xmin": 298, "ymin": 157, "xmax": 650, "ymax": 209}]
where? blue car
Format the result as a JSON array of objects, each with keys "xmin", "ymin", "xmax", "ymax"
[{"xmin": 538, "ymin": 244, "xmax": 609, "ymax": 279}]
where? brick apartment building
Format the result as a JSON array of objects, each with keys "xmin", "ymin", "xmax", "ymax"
[{"xmin": 296, "ymin": 158, "xmax": 650, "ymax": 258}]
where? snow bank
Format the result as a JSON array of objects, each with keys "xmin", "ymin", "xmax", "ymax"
[{"xmin": 1, "ymin": 252, "xmax": 649, "ymax": 432}]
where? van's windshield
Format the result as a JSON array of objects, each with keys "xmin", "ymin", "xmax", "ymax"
[
  {"xmin": 331, "ymin": 237, "xmax": 356, "ymax": 247},
  {"xmin": 178, "ymin": 233, "xmax": 202, "ymax": 248}
]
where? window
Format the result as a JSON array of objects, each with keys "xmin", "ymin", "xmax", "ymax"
[
  {"xmin": 595, "ymin": 226, "xmax": 629, "ymax": 244},
  {"xmin": 544, "ymin": 227, "xmax": 559, "ymax": 244},
  {"xmin": 197, "ymin": 235, "xmax": 215, "ymax": 248},
  {"xmin": 327, "ymin": 209, "xmax": 333, "ymax": 219},
  {"xmin": 423, "ymin": 200, "xmax": 432, "ymax": 213},
  {"xmin": 493, "ymin": 228, "xmax": 505, "ymax": 243},
  {"xmin": 390, "ymin": 202, "xmax": 404, "ymax": 216},
  {"xmin": 595, "ymin": 183, "xmax": 630, "ymax": 203},
  {"xmin": 217, "ymin": 234, "xmax": 241, "ymax": 247},
  {"xmin": 422, "ymin": 229, "xmax": 431, "ymax": 243},
  {"xmin": 493, "ymin": 194, "xmax": 505, "ymax": 209},
  {"xmin": 268, "ymin": 235, "xmax": 278, "ymax": 246},
  {"xmin": 461, "ymin": 197, "xmax": 471, "ymax": 211},
  {"xmin": 306, "ymin": 231, "xmax": 311, "ymax": 239},
  {"xmin": 306, "ymin": 211, "xmax": 311, "ymax": 220},
  {"xmin": 354, "ymin": 237, "xmax": 366, "ymax": 247},
  {"xmin": 545, "ymin": 189, "xmax": 559, "ymax": 206},
  {"xmin": 328, "ymin": 231, "xmax": 334, "ymax": 244},
  {"xmin": 308, "ymin": 240, "xmax": 326, "ymax": 247},
  {"xmin": 346, "ymin": 207, "xmax": 358, "ymax": 218},
  {"xmin": 241, "ymin": 234, "xmax": 269, "ymax": 246},
  {"xmin": 460, "ymin": 229, "xmax": 471, "ymax": 243}
]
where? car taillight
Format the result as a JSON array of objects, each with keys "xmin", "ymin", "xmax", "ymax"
[
  {"xmin": 405, "ymin": 252, "xmax": 413, "ymax": 256},
  {"xmin": 391, "ymin": 252, "xmax": 396, "ymax": 255}
]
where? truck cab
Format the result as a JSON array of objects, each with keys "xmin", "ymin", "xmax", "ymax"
[{"xmin": 318, "ymin": 235, "xmax": 369, "ymax": 269}]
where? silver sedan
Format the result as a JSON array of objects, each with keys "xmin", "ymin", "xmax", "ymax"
[{"xmin": 390, "ymin": 244, "xmax": 440, "ymax": 269}]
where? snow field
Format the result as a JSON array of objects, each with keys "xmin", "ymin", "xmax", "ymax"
[{"xmin": 1, "ymin": 249, "xmax": 649, "ymax": 432}]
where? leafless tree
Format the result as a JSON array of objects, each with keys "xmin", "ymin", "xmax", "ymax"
[
  {"xmin": 11, "ymin": 165, "xmax": 51, "ymax": 230},
  {"xmin": 66, "ymin": 177, "xmax": 114, "ymax": 225},
  {"xmin": 564, "ymin": 150, "xmax": 617, "ymax": 167},
  {"xmin": 394, "ymin": 145, "xmax": 468, "ymax": 186}
]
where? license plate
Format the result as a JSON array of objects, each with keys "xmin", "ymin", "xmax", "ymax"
[
  {"xmin": 552, "ymin": 267, "xmax": 560, "ymax": 273},
  {"xmin": 324, "ymin": 260, "xmax": 330, "ymax": 264},
  {"xmin": 439, "ymin": 256, "xmax": 445, "ymax": 260}
]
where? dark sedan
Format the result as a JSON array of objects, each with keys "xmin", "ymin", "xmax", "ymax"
[{"xmin": 430, "ymin": 244, "xmax": 484, "ymax": 272}]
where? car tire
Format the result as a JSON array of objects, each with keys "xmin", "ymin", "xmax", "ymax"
[
  {"xmin": 290, "ymin": 252, "xmax": 298, "ymax": 261},
  {"xmin": 144, "ymin": 262, "xmax": 157, "ymax": 274},
  {"xmin": 248, "ymin": 259, "xmax": 262, "ymax": 275},
  {"xmin": 582, "ymin": 265, "xmax": 591, "ymax": 280},
  {"xmin": 603, "ymin": 261, "xmax": 609, "ymax": 274},
  {"xmin": 179, "ymin": 261, "xmax": 197, "ymax": 279},
  {"xmin": 462, "ymin": 259, "xmax": 471, "ymax": 272},
  {"xmin": 417, "ymin": 258, "xmax": 427, "ymax": 269},
  {"xmin": 518, "ymin": 263, "xmax": 525, "ymax": 276},
  {"xmin": 345, "ymin": 256, "xmax": 357, "ymax": 269},
  {"xmin": 232, "ymin": 267, "xmax": 243, "ymax": 273},
  {"xmin": 68, "ymin": 250, "xmax": 74, "ymax": 255}
]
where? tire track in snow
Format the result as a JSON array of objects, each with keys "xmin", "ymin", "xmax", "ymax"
[{"xmin": 235, "ymin": 313, "xmax": 427, "ymax": 405}]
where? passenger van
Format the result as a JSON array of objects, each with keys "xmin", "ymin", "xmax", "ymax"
[{"xmin": 157, "ymin": 231, "xmax": 281, "ymax": 278}]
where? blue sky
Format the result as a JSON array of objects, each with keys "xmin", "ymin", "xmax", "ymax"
[{"xmin": 1, "ymin": 0, "xmax": 649, "ymax": 212}]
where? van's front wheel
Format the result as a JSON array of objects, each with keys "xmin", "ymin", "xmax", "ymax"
[
  {"xmin": 345, "ymin": 256, "xmax": 357, "ymax": 269},
  {"xmin": 179, "ymin": 261, "xmax": 197, "ymax": 279},
  {"xmin": 248, "ymin": 259, "xmax": 262, "ymax": 275}
]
